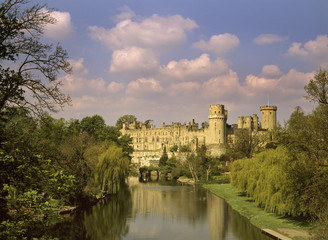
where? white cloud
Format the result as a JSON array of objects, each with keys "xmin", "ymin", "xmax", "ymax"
[
  {"xmin": 286, "ymin": 35, "xmax": 328, "ymax": 65},
  {"xmin": 245, "ymin": 75, "xmax": 279, "ymax": 91},
  {"xmin": 161, "ymin": 54, "xmax": 229, "ymax": 81},
  {"xmin": 259, "ymin": 65, "xmax": 282, "ymax": 78},
  {"xmin": 61, "ymin": 58, "xmax": 126, "ymax": 96},
  {"xmin": 286, "ymin": 42, "xmax": 308, "ymax": 59},
  {"xmin": 167, "ymin": 82, "xmax": 201, "ymax": 96},
  {"xmin": 110, "ymin": 47, "xmax": 159, "ymax": 75},
  {"xmin": 193, "ymin": 33, "xmax": 240, "ymax": 56},
  {"xmin": 89, "ymin": 14, "xmax": 198, "ymax": 50},
  {"xmin": 244, "ymin": 68, "xmax": 313, "ymax": 97},
  {"xmin": 126, "ymin": 78, "xmax": 163, "ymax": 96},
  {"xmin": 201, "ymin": 70, "xmax": 241, "ymax": 99},
  {"xmin": 44, "ymin": 10, "xmax": 75, "ymax": 40},
  {"xmin": 279, "ymin": 69, "xmax": 313, "ymax": 89},
  {"xmin": 254, "ymin": 34, "xmax": 288, "ymax": 45},
  {"xmin": 70, "ymin": 58, "xmax": 88, "ymax": 76},
  {"xmin": 114, "ymin": 6, "xmax": 135, "ymax": 22},
  {"xmin": 107, "ymin": 81, "xmax": 125, "ymax": 93}
]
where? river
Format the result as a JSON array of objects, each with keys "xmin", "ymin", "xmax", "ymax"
[{"xmin": 52, "ymin": 177, "xmax": 272, "ymax": 240}]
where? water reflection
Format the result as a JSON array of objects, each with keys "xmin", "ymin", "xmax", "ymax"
[
  {"xmin": 56, "ymin": 177, "xmax": 271, "ymax": 240},
  {"xmin": 206, "ymin": 191, "xmax": 228, "ymax": 239},
  {"xmin": 83, "ymin": 185, "xmax": 131, "ymax": 240}
]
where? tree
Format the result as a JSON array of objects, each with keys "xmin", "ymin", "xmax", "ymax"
[
  {"xmin": 232, "ymin": 129, "xmax": 259, "ymax": 158},
  {"xmin": 117, "ymin": 134, "xmax": 133, "ymax": 158},
  {"xmin": 144, "ymin": 119, "xmax": 153, "ymax": 128},
  {"xmin": 201, "ymin": 121, "xmax": 209, "ymax": 129},
  {"xmin": 59, "ymin": 133, "xmax": 97, "ymax": 199},
  {"xmin": 197, "ymin": 145, "xmax": 218, "ymax": 181},
  {"xmin": 169, "ymin": 144, "xmax": 178, "ymax": 152},
  {"xmin": 304, "ymin": 67, "xmax": 328, "ymax": 105},
  {"xmin": 115, "ymin": 114, "xmax": 137, "ymax": 129},
  {"xmin": 96, "ymin": 145, "xmax": 130, "ymax": 194},
  {"xmin": 186, "ymin": 153, "xmax": 200, "ymax": 182},
  {"xmin": 158, "ymin": 146, "xmax": 168, "ymax": 167},
  {"xmin": 0, "ymin": 0, "xmax": 71, "ymax": 116},
  {"xmin": 80, "ymin": 115, "xmax": 106, "ymax": 136}
]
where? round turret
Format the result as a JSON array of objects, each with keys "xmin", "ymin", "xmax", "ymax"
[
  {"xmin": 260, "ymin": 105, "xmax": 277, "ymax": 130},
  {"xmin": 208, "ymin": 104, "xmax": 227, "ymax": 144}
]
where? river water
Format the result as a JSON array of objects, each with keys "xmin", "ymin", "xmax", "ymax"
[{"xmin": 53, "ymin": 177, "xmax": 272, "ymax": 240}]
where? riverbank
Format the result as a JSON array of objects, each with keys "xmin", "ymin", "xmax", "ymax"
[{"xmin": 203, "ymin": 184, "xmax": 312, "ymax": 240}]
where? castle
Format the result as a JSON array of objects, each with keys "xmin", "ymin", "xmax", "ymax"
[{"xmin": 121, "ymin": 104, "xmax": 277, "ymax": 166}]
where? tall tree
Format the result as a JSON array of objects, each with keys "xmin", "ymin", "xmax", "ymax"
[
  {"xmin": 80, "ymin": 115, "xmax": 106, "ymax": 137},
  {"xmin": 0, "ymin": 0, "xmax": 71, "ymax": 116},
  {"xmin": 304, "ymin": 67, "xmax": 328, "ymax": 105},
  {"xmin": 116, "ymin": 114, "xmax": 137, "ymax": 129},
  {"xmin": 96, "ymin": 145, "xmax": 130, "ymax": 194},
  {"xmin": 232, "ymin": 129, "xmax": 259, "ymax": 158},
  {"xmin": 158, "ymin": 146, "xmax": 168, "ymax": 167}
]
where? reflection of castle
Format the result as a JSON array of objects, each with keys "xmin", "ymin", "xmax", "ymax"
[{"xmin": 121, "ymin": 104, "xmax": 277, "ymax": 166}]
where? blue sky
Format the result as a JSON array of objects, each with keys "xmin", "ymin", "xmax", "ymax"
[{"xmin": 39, "ymin": 0, "xmax": 328, "ymax": 126}]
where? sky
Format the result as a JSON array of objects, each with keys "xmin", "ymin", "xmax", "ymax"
[{"xmin": 38, "ymin": 0, "xmax": 328, "ymax": 126}]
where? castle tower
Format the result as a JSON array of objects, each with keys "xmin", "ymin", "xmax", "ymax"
[
  {"xmin": 260, "ymin": 105, "xmax": 277, "ymax": 130},
  {"xmin": 237, "ymin": 117, "xmax": 244, "ymax": 128},
  {"xmin": 253, "ymin": 114, "xmax": 259, "ymax": 131},
  {"xmin": 208, "ymin": 104, "xmax": 227, "ymax": 144},
  {"xmin": 244, "ymin": 116, "xmax": 252, "ymax": 129}
]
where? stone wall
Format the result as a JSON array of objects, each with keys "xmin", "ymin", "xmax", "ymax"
[{"xmin": 121, "ymin": 104, "xmax": 277, "ymax": 166}]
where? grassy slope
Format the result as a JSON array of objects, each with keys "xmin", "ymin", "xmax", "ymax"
[{"xmin": 203, "ymin": 184, "xmax": 312, "ymax": 240}]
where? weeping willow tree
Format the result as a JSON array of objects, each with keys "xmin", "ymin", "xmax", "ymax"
[
  {"xmin": 231, "ymin": 144, "xmax": 328, "ymax": 218},
  {"xmin": 231, "ymin": 147, "xmax": 302, "ymax": 217},
  {"xmin": 96, "ymin": 145, "xmax": 130, "ymax": 194}
]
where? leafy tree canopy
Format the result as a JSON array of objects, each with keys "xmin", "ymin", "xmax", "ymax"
[
  {"xmin": 0, "ymin": 0, "xmax": 71, "ymax": 116},
  {"xmin": 116, "ymin": 114, "xmax": 137, "ymax": 129},
  {"xmin": 304, "ymin": 67, "xmax": 328, "ymax": 105}
]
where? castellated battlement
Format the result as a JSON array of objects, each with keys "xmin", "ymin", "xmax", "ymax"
[{"xmin": 121, "ymin": 104, "xmax": 277, "ymax": 167}]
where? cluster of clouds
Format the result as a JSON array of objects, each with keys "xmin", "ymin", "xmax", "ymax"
[{"xmin": 45, "ymin": 7, "xmax": 328, "ymax": 124}]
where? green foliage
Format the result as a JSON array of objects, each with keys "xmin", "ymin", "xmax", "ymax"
[
  {"xmin": 231, "ymin": 147, "xmax": 300, "ymax": 216},
  {"xmin": 179, "ymin": 145, "xmax": 191, "ymax": 152},
  {"xmin": 201, "ymin": 121, "xmax": 209, "ymax": 129},
  {"xmin": 96, "ymin": 145, "xmax": 130, "ymax": 194},
  {"xmin": 80, "ymin": 115, "xmax": 106, "ymax": 138},
  {"xmin": 158, "ymin": 146, "xmax": 168, "ymax": 167},
  {"xmin": 232, "ymin": 129, "xmax": 259, "ymax": 158},
  {"xmin": 312, "ymin": 209, "xmax": 328, "ymax": 240},
  {"xmin": 203, "ymin": 184, "xmax": 311, "ymax": 236},
  {"xmin": 0, "ymin": 1, "xmax": 134, "ymax": 238},
  {"xmin": 0, "ymin": 148, "xmax": 77, "ymax": 239},
  {"xmin": 0, "ymin": 0, "xmax": 71, "ymax": 115},
  {"xmin": 185, "ymin": 153, "xmax": 200, "ymax": 182},
  {"xmin": 0, "ymin": 108, "xmax": 134, "ymax": 238},
  {"xmin": 183, "ymin": 145, "xmax": 221, "ymax": 182},
  {"xmin": 231, "ymin": 104, "xmax": 328, "ymax": 220},
  {"xmin": 304, "ymin": 67, "xmax": 328, "ymax": 105},
  {"xmin": 211, "ymin": 175, "xmax": 230, "ymax": 184},
  {"xmin": 117, "ymin": 134, "xmax": 133, "ymax": 158},
  {"xmin": 169, "ymin": 144, "xmax": 178, "ymax": 152},
  {"xmin": 115, "ymin": 114, "xmax": 137, "ymax": 129},
  {"xmin": 168, "ymin": 156, "xmax": 189, "ymax": 179}
]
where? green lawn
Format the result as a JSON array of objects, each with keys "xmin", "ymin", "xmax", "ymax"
[{"xmin": 203, "ymin": 184, "xmax": 313, "ymax": 240}]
